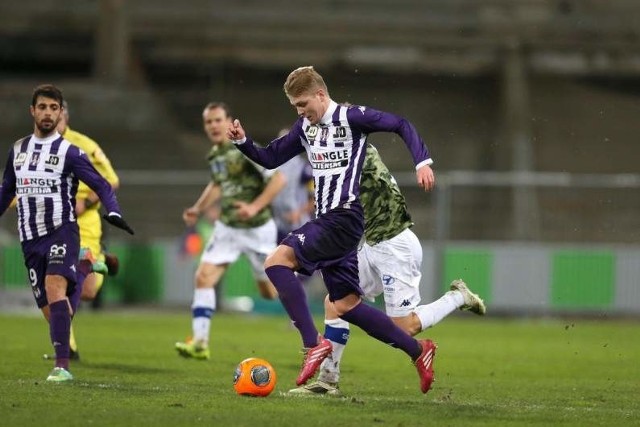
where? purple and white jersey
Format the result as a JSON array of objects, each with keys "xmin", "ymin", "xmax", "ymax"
[
  {"xmin": 0, "ymin": 132, "xmax": 121, "ymax": 241},
  {"xmin": 234, "ymin": 100, "xmax": 432, "ymax": 217}
]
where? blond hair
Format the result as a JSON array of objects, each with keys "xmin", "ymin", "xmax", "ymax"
[{"xmin": 283, "ymin": 66, "xmax": 328, "ymax": 98}]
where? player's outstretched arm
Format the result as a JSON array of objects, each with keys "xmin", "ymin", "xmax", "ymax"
[{"xmin": 229, "ymin": 120, "xmax": 305, "ymax": 170}]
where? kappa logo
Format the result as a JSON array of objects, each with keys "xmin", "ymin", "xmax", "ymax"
[
  {"xmin": 49, "ymin": 244, "xmax": 67, "ymax": 258},
  {"xmin": 294, "ymin": 233, "xmax": 306, "ymax": 245},
  {"xmin": 400, "ymin": 299, "xmax": 412, "ymax": 307},
  {"xmin": 382, "ymin": 274, "xmax": 395, "ymax": 286}
]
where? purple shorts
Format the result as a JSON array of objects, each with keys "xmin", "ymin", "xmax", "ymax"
[
  {"xmin": 20, "ymin": 222, "xmax": 82, "ymax": 310},
  {"xmin": 281, "ymin": 208, "xmax": 365, "ymax": 301}
]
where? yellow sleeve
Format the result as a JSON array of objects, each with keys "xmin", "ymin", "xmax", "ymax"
[{"xmin": 64, "ymin": 128, "xmax": 119, "ymax": 200}]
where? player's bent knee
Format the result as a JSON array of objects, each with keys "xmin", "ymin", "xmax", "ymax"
[
  {"xmin": 264, "ymin": 245, "xmax": 297, "ymax": 269},
  {"xmin": 44, "ymin": 275, "xmax": 68, "ymax": 301},
  {"xmin": 333, "ymin": 294, "xmax": 362, "ymax": 316}
]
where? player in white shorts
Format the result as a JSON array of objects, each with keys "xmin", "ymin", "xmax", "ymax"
[
  {"xmin": 200, "ymin": 219, "xmax": 277, "ymax": 282},
  {"xmin": 290, "ymin": 144, "xmax": 487, "ymax": 395},
  {"xmin": 358, "ymin": 227, "xmax": 424, "ymax": 322},
  {"xmin": 175, "ymin": 102, "xmax": 285, "ymax": 360}
]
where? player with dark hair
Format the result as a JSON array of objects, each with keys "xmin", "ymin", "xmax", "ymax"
[
  {"xmin": 0, "ymin": 84, "xmax": 134, "ymax": 382},
  {"xmin": 228, "ymin": 66, "xmax": 439, "ymax": 393},
  {"xmin": 41, "ymin": 100, "xmax": 121, "ymax": 360},
  {"xmin": 175, "ymin": 102, "xmax": 286, "ymax": 360}
]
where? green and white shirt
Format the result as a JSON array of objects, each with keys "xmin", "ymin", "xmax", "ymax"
[
  {"xmin": 208, "ymin": 141, "xmax": 276, "ymax": 228},
  {"xmin": 360, "ymin": 144, "xmax": 413, "ymax": 245}
]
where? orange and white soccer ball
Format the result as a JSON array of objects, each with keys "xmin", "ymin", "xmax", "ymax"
[{"xmin": 233, "ymin": 357, "xmax": 277, "ymax": 397}]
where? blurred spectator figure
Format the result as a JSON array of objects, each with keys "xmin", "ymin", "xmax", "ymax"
[{"xmin": 271, "ymin": 127, "xmax": 315, "ymax": 243}]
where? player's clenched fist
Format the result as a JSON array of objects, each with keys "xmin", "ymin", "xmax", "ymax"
[{"xmin": 227, "ymin": 119, "xmax": 246, "ymax": 141}]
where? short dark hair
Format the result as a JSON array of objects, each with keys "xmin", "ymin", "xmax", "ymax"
[
  {"xmin": 31, "ymin": 84, "xmax": 64, "ymax": 107},
  {"xmin": 203, "ymin": 102, "xmax": 231, "ymax": 118}
]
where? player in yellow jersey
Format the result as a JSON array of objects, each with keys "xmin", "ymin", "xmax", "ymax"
[{"xmin": 52, "ymin": 101, "xmax": 120, "ymax": 359}]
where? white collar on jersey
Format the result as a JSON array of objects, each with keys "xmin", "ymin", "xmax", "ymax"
[
  {"xmin": 318, "ymin": 100, "xmax": 339, "ymax": 126},
  {"xmin": 31, "ymin": 131, "xmax": 62, "ymax": 144}
]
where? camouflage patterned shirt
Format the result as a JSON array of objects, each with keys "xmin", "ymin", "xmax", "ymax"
[
  {"xmin": 360, "ymin": 144, "xmax": 413, "ymax": 245},
  {"xmin": 208, "ymin": 141, "xmax": 275, "ymax": 228}
]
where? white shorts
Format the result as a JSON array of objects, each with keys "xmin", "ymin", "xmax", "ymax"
[
  {"xmin": 358, "ymin": 227, "xmax": 423, "ymax": 317},
  {"xmin": 200, "ymin": 219, "xmax": 277, "ymax": 281}
]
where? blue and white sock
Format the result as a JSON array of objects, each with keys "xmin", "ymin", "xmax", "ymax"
[
  {"xmin": 319, "ymin": 318, "xmax": 350, "ymax": 384},
  {"xmin": 191, "ymin": 288, "xmax": 215, "ymax": 345}
]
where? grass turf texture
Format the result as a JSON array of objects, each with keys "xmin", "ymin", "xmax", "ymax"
[{"xmin": 1, "ymin": 311, "xmax": 638, "ymax": 427}]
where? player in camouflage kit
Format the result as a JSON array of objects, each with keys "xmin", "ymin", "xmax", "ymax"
[
  {"xmin": 175, "ymin": 102, "xmax": 286, "ymax": 360},
  {"xmin": 290, "ymin": 144, "xmax": 487, "ymax": 395}
]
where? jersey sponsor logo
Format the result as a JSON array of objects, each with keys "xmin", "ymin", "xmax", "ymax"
[
  {"xmin": 16, "ymin": 187, "xmax": 58, "ymax": 195},
  {"xmin": 311, "ymin": 160, "xmax": 348, "ymax": 170},
  {"xmin": 332, "ymin": 127, "xmax": 347, "ymax": 138},
  {"xmin": 45, "ymin": 155, "xmax": 60, "ymax": 166},
  {"xmin": 49, "ymin": 244, "xmax": 67, "ymax": 257},
  {"xmin": 17, "ymin": 177, "xmax": 59, "ymax": 186},
  {"xmin": 14, "ymin": 152, "xmax": 28, "ymax": 166},
  {"xmin": 305, "ymin": 125, "xmax": 319, "ymax": 138},
  {"xmin": 210, "ymin": 159, "xmax": 228, "ymax": 178},
  {"xmin": 382, "ymin": 274, "xmax": 395, "ymax": 286},
  {"xmin": 310, "ymin": 151, "xmax": 349, "ymax": 161},
  {"xmin": 49, "ymin": 244, "xmax": 67, "ymax": 265},
  {"xmin": 29, "ymin": 152, "xmax": 41, "ymax": 167},
  {"xmin": 310, "ymin": 150, "xmax": 350, "ymax": 170},
  {"xmin": 16, "ymin": 177, "xmax": 60, "ymax": 195}
]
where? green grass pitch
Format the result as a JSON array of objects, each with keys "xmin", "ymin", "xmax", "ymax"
[{"xmin": 1, "ymin": 310, "xmax": 639, "ymax": 426}]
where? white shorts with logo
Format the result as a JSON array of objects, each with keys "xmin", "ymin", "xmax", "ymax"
[
  {"xmin": 201, "ymin": 219, "xmax": 277, "ymax": 281},
  {"xmin": 358, "ymin": 227, "xmax": 423, "ymax": 317}
]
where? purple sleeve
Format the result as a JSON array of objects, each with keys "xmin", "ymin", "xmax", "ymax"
[
  {"xmin": 347, "ymin": 105, "xmax": 431, "ymax": 166},
  {"xmin": 0, "ymin": 149, "xmax": 16, "ymax": 216},
  {"xmin": 65, "ymin": 146, "xmax": 121, "ymax": 214},
  {"xmin": 235, "ymin": 121, "xmax": 306, "ymax": 169}
]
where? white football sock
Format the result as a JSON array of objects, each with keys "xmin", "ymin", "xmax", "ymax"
[{"xmin": 414, "ymin": 290, "xmax": 464, "ymax": 331}]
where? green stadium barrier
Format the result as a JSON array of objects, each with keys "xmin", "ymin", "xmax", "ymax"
[
  {"xmin": 100, "ymin": 244, "xmax": 164, "ymax": 304},
  {"xmin": 550, "ymin": 250, "xmax": 615, "ymax": 309},
  {"xmin": 443, "ymin": 248, "xmax": 493, "ymax": 304},
  {"xmin": 1, "ymin": 245, "xmax": 27, "ymax": 289},
  {"xmin": 0, "ymin": 242, "xmax": 629, "ymax": 313}
]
